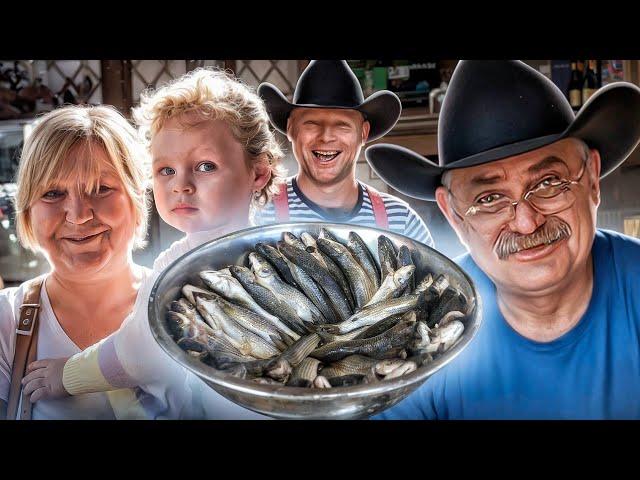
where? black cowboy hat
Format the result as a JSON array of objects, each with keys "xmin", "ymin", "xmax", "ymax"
[
  {"xmin": 365, "ymin": 60, "xmax": 640, "ymax": 201},
  {"xmin": 258, "ymin": 60, "xmax": 401, "ymax": 142}
]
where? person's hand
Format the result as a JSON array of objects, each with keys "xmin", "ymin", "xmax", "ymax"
[{"xmin": 22, "ymin": 357, "xmax": 70, "ymax": 403}]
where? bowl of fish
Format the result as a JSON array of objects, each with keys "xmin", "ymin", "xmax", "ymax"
[{"xmin": 148, "ymin": 222, "xmax": 482, "ymax": 419}]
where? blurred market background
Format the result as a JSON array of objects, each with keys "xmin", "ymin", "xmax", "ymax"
[{"xmin": 1, "ymin": 59, "xmax": 638, "ymax": 287}]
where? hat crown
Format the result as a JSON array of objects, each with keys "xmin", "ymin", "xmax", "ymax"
[
  {"xmin": 293, "ymin": 60, "xmax": 365, "ymax": 107},
  {"xmin": 438, "ymin": 60, "xmax": 575, "ymax": 166}
]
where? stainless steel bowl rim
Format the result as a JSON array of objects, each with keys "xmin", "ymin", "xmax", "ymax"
[{"xmin": 148, "ymin": 222, "xmax": 482, "ymax": 403}]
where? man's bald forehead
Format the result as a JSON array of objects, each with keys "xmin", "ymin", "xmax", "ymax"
[{"xmin": 288, "ymin": 107, "xmax": 367, "ymax": 124}]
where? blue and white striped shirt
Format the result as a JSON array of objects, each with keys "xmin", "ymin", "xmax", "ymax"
[{"xmin": 253, "ymin": 177, "xmax": 434, "ymax": 247}]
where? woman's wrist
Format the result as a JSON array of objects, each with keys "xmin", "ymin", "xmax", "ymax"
[{"xmin": 62, "ymin": 345, "xmax": 114, "ymax": 395}]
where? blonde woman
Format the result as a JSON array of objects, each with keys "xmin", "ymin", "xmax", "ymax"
[
  {"xmin": 0, "ymin": 105, "xmax": 150, "ymax": 419},
  {"xmin": 22, "ymin": 68, "xmax": 287, "ymax": 419}
]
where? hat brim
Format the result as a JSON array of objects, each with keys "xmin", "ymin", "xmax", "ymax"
[
  {"xmin": 366, "ymin": 82, "xmax": 640, "ymax": 201},
  {"xmin": 258, "ymin": 83, "xmax": 401, "ymax": 142},
  {"xmin": 366, "ymin": 144, "xmax": 444, "ymax": 201},
  {"xmin": 566, "ymin": 82, "xmax": 640, "ymax": 177}
]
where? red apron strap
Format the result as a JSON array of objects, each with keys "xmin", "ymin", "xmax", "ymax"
[
  {"xmin": 365, "ymin": 184, "xmax": 389, "ymax": 229},
  {"xmin": 273, "ymin": 181, "xmax": 290, "ymax": 223}
]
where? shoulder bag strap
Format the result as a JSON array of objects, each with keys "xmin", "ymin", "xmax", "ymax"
[{"xmin": 6, "ymin": 277, "xmax": 45, "ymax": 420}]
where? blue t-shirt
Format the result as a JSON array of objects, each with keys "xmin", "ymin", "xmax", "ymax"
[{"xmin": 376, "ymin": 229, "xmax": 640, "ymax": 420}]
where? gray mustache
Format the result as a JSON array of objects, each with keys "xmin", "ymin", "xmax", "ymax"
[{"xmin": 494, "ymin": 217, "xmax": 572, "ymax": 260}]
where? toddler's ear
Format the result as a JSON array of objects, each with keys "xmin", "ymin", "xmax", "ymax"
[{"xmin": 252, "ymin": 155, "xmax": 272, "ymax": 192}]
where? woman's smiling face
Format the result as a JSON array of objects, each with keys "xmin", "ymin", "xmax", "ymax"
[{"xmin": 29, "ymin": 141, "xmax": 138, "ymax": 277}]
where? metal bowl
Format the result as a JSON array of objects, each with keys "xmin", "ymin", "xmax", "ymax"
[{"xmin": 148, "ymin": 222, "xmax": 482, "ymax": 419}]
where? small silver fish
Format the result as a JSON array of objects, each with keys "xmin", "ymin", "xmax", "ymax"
[
  {"xmin": 377, "ymin": 235, "xmax": 398, "ymax": 283},
  {"xmin": 316, "ymin": 237, "xmax": 376, "ymax": 309},
  {"xmin": 249, "ymin": 252, "xmax": 324, "ymax": 326},
  {"xmin": 286, "ymin": 357, "xmax": 321, "ymax": 388},
  {"xmin": 313, "ymin": 375, "xmax": 332, "ymax": 389},
  {"xmin": 194, "ymin": 294, "xmax": 280, "ymax": 359},
  {"xmin": 319, "ymin": 355, "xmax": 378, "ymax": 380},
  {"xmin": 347, "ymin": 231, "xmax": 381, "ymax": 290},
  {"xmin": 374, "ymin": 358, "xmax": 407, "ymax": 376},
  {"xmin": 199, "ymin": 269, "xmax": 300, "ymax": 341},
  {"xmin": 319, "ymin": 294, "xmax": 421, "ymax": 335},
  {"xmin": 427, "ymin": 320, "xmax": 465, "ymax": 353},
  {"xmin": 365, "ymin": 265, "xmax": 415, "ymax": 307},
  {"xmin": 383, "ymin": 361, "xmax": 417, "ymax": 380}
]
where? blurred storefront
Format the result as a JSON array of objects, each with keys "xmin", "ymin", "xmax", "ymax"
[
  {"xmin": 1, "ymin": 59, "xmax": 639, "ymax": 284},
  {"xmin": 0, "ymin": 119, "xmax": 50, "ymax": 285}
]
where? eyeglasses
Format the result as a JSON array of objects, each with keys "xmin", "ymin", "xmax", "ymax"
[{"xmin": 447, "ymin": 154, "xmax": 589, "ymax": 234}]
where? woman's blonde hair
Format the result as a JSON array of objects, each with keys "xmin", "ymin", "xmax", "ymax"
[
  {"xmin": 132, "ymin": 67, "xmax": 286, "ymax": 208},
  {"xmin": 15, "ymin": 105, "xmax": 150, "ymax": 252}
]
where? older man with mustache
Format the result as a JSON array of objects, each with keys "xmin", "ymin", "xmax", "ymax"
[{"xmin": 366, "ymin": 60, "xmax": 640, "ymax": 419}]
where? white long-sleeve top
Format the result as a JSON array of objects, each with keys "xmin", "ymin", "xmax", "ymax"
[
  {"xmin": 63, "ymin": 229, "xmax": 268, "ymax": 419},
  {"xmin": 0, "ymin": 271, "xmax": 150, "ymax": 420}
]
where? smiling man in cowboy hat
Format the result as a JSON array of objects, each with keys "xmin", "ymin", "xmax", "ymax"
[
  {"xmin": 254, "ymin": 60, "xmax": 433, "ymax": 245},
  {"xmin": 367, "ymin": 60, "xmax": 640, "ymax": 419}
]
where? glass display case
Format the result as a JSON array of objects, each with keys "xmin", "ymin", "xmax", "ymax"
[{"xmin": 347, "ymin": 60, "xmax": 456, "ymax": 111}]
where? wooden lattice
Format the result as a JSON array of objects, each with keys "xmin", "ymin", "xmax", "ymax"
[
  {"xmin": 46, "ymin": 60, "xmax": 102, "ymax": 104},
  {"xmin": 131, "ymin": 60, "xmax": 180, "ymax": 90},
  {"xmin": 235, "ymin": 60, "xmax": 297, "ymax": 97}
]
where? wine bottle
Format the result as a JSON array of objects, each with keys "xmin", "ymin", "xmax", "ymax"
[
  {"xmin": 568, "ymin": 61, "xmax": 582, "ymax": 110},
  {"xmin": 582, "ymin": 60, "xmax": 598, "ymax": 104}
]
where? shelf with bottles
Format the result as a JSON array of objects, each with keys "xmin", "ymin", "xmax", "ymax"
[{"xmin": 546, "ymin": 60, "xmax": 629, "ymax": 114}]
